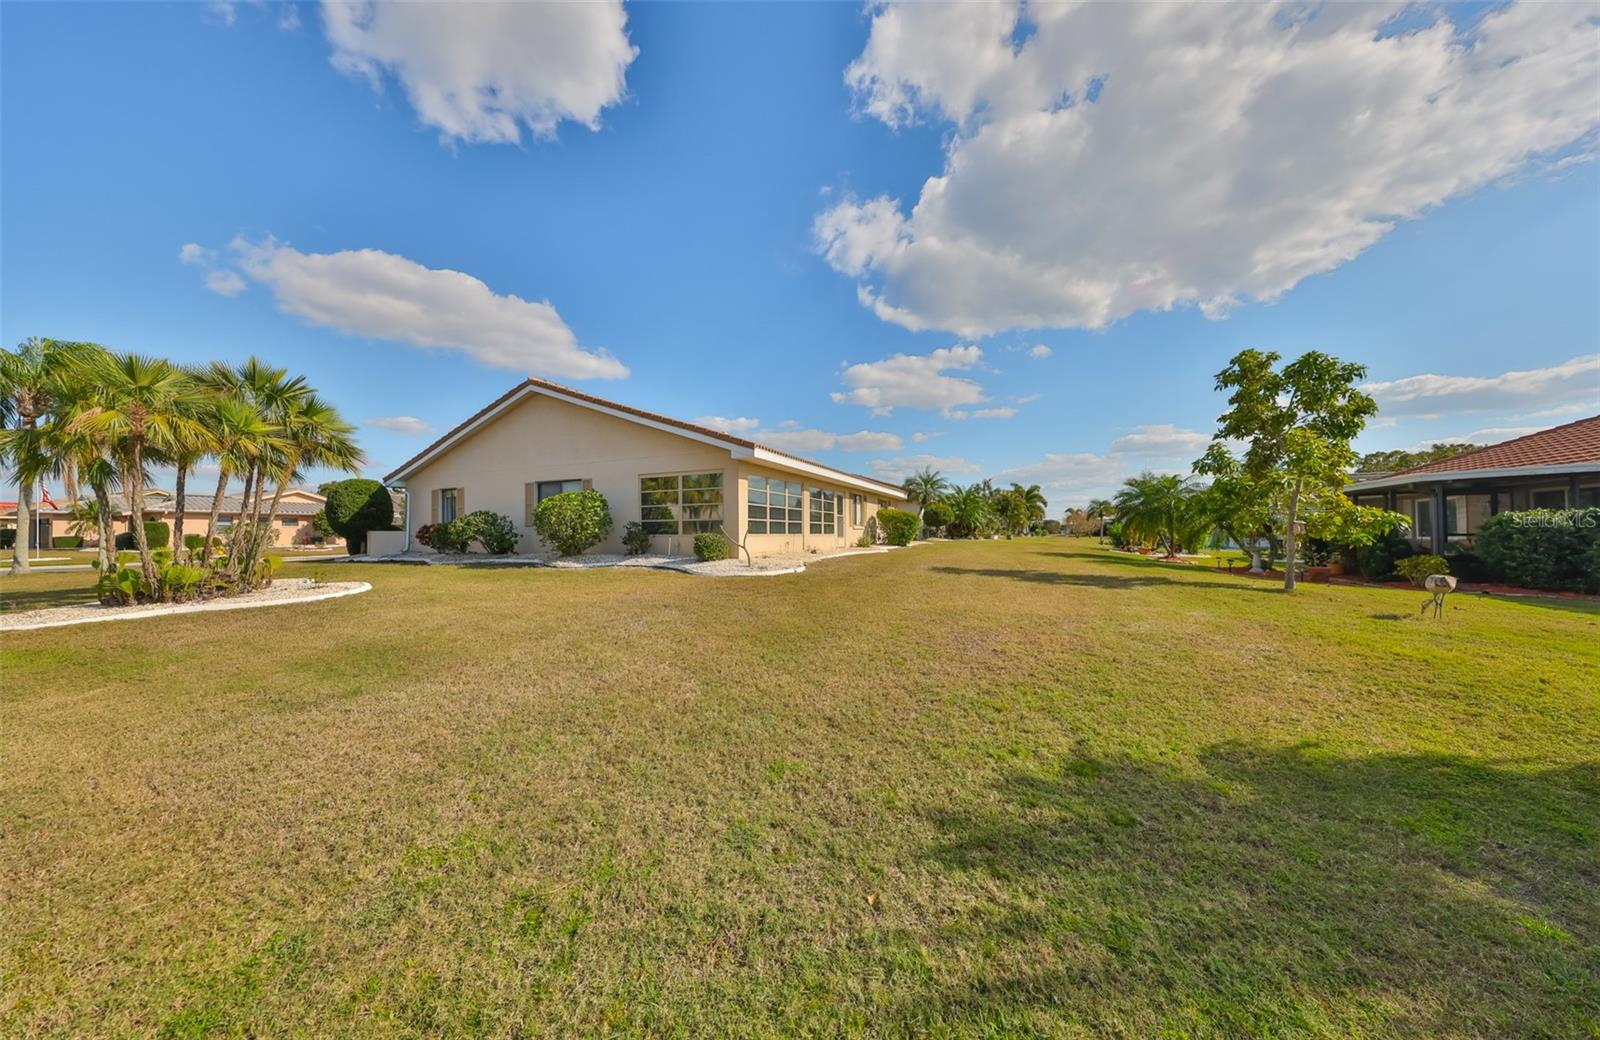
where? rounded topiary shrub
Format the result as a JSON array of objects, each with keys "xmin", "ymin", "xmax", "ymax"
[
  {"xmin": 876, "ymin": 507, "xmax": 921, "ymax": 547},
  {"xmin": 533, "ymin": 489, "xmax": 612, "ymax": 557},
  {"xmin": 693, "ymin": 531, "xmax": 730, "ymax": 561},
  {"xmin": 921, "ymin": 499, "xmax": 954, "ymax": 531},
  {"xmin": 324, "ymin": 479, "xmax": 395, "ymax": 555},
  {"xmin": 144, "ymin": 520, "xmax": 171, "ymax": 549}
]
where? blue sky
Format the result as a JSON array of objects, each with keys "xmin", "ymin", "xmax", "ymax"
[{"xmin": 3, "ymin": 1, "xmax": 1597, "ymax": 505}]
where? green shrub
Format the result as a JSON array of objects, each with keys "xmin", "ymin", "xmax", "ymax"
[
  {"xmin": 324, "ymin": 479, "xmax": 395, "ymax": 555},
  {"xmin": 312, "ymin": 509, "xmax": 336, "ymax": 541},
  {"xmin": 876, "ymin": 507, "xmax": 920, "ymax": 546},
  {"xmin": 621, "ymin": 521, "xmax": 652, "ymax": 556},
  {"xmin": 1395, "ymin": 554, "xmax": 1449, "ymax": 587},
  {"xmin": 184, "ymin": 533, "xmax": 206, "ymax": 552},
  {"xmin": 921, "ymin": 500, "xmax": 954, "ymax": 531},
  {"xmin": 856, "ymin": 534, "xmax": 872, "ymax": 548},
  {"xmin": 1105, "ymin": 520, "xmax": 1129, "ymax": 548},
  {"xmin": 1357, "ymin": 527, "xmax": 1413, "ymax": 581},
  {"xmin": 96, "ymin": 566, "xmax": 148, "ymax": 606},
  {"xmin": 1042, "ymin": 519, "xmax": 1062, "ymax": 536},
  {"xmin": 52, "ymin": 535, "xmax": 83, "ymax": 548},
  {"xmin": 428, "ymin": 518, "xmax": 473, "ymax": 554},
  {"xmin": 157, "ymin": 563, "xmax": 207, "ymax": 602},
  {"xmin": 459, "ymin": 510, "xmax": 519, "ymax": 554},
  {"xmin": 113, "ymin": 521, "xmax": 170, "ymax": 552},
  {"xmin": 1477, "ymin": 507, "xmax": 1600, "ymax": 593},
  {"xmin": 533, "ymin": 490, "xmax": 612, "ymax": 557},
  {"xmin": 693, "ymin": 531, "xmax": 730, "ymax": 561}
]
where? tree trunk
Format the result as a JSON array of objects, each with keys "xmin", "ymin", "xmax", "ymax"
[
  {"xmin": 201, "ymin": 466, "xmax": 229, "ymax": 569},
  {"xmin": 172, "ymin": 462, "xmax": 188, "ymax": 562},
  {"xmin": 9, "ymin": 480, "xmax": 32, "ymax": 575},
  {"xmin": 1282, "ymin": 477, "xmax": 1303, "ymax": 592},
  {"xmin": 227, "ymin": 466, "xmax": 256, "ymax": 573},
  {"xmin": 94, "ymin": 482, "xmax": 114, "ymax": 573},
  {"xmin": 129, "ymin": 445, "xmax": 157, "ymax": 588}
]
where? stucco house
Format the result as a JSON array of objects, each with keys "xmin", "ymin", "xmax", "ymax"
[
  {"xmin": 1348, "ymin": 415, "xmax": 1600, "ymax": 551},
  {"xmin": 381, "ymin": 378, "xmax": 909, "ymax": 557},
  {"xmin": 4, "ymin": 487, "xmax": 339, "ymax": 549}
]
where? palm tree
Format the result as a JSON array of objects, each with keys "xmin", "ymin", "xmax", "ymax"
[
  {"xmin": 166, "ymin": 369, "xmax": 218, "ymax": 561},
  {"xmin": 1112, "ymin": 472, "xmax": 1207, "ymax": 558},
  {"xmin": 68, "ymin": 353, "xmax": 208, "ymax": 586},
  {"xmin": 1085, "ymin": 497, "xmax": 1115, "ymax": 541},
  {"xmin": 1011, "ymin": 483, "xmax": 1047, "ymax": 529},
  {"xmin": 902, "ymin": 466, "xmax": 951, "ymax": 520},
  {"xmin": 197, "ymin": 394, "xmax": 282, "ymax": 568},
  {"xmin": 245, "ymin": 393, "xmax": 360, "ymax": 577},
  {"xmin": 211, "ymin": 359, "xmax": 307, "ymax": 573},
  {"xmin": 945, "ymin": 483, "xmax": 995, "ymax": 539},
  {"xmin": 1, "ymin": 338, "xmax": 78, "ymax": 574}
]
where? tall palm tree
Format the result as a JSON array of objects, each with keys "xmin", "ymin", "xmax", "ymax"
[
  {"xmin": 902, "ymin": 466, "xmax": 951, "ymax": 520},
  {"xmin": 245, "ymin": 393, "xmax": 360, "ymax": 576},
  {"xmin": 68, "ymin": 353, "xmax": 208, "ymax": 585},
  {"xmin": 210, "ymin": 358, "xmax": 307, "ymax": 572},
  {"xmin": 1113, "ymin": 472, "xmax": 1207, "ymax": 558},
  {"xmin": 945, "ymin": 483, "xmax": 995, "ymax": 539},
  {"xmin": 166, "ymin": 369, "xmax": 218, "ymax": 561},
  {"xmin": 1, "ymin": 338, "xmax": 75, "ymax": 574},
  {"xmin": 1011, "ymin": 483, "xmax": 1048, "ymax": 527},
  {"xmin": 197, "ymin": 395, "xmax": 282, "ymax": 567}
]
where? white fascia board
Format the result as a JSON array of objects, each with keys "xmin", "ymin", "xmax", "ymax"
[
  {"xmin": 1348, "ymin": 461, "xmax": 1600, "ymax": 492},
  {"xmin": 748, "ymin": 447, "xmax": 908, "ymax": 499}
]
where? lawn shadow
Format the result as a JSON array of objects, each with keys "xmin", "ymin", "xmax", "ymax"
[
  {"xmin": 930, "ymin": 565, "xmax": 1281, "ymax": 594},
  {"xmin": 900, "ymin": 742, "xmax": 1599, "ymax": 1036}
]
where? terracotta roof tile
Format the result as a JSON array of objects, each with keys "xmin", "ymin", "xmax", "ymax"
[{"xmin": 1388, "ymin": 414, "xmax": 1600, "ymax": 477}]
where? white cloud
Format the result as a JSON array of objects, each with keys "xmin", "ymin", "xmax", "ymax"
[
  {"xmin": 759, "ymin": 428, "xmax": 903, "ymax": 453},
  {"xmin": 1028, "ymin": 344, "xmax": 1052, "ymax": 359},
  {"xmin": 911, "ymin": 431, "xmax": 938, "ymax": 443},
  {"xmin": 694, "ymin": 415, "xmax": 761, "ymax": 434},
  {"xmin": 1410, "ymin": 425, "xmax": 1552, "ymax": 451},
  {"xmin": 363, "ymin": 416, "xmax": 435, "ymax": 435},
  {"xmin": 818, "ymin": 2, "xmax": 1600, "ymax": 337},
  {"xmin": 179, "ymin": 242, "xmax": 213, "ymax": 266},
  {"xmin": 831, "ymin": 344, "xmax": 989, "ymax": 416},
  {"xmin": 1107, "ymin": 424, "xmax": 1212, "ymax": 457},
  {"xmin": 323, "ymin": 0, "xmax": 637, "ymax": 145},
  {"xmin": 230, "ymin": 236, "xmax": 628, "ymax": 379},
  {"xmin": 945, "ymin": 406, "xmax": 1018, "ymax": 421},
  {"xmin": 866, "ymin": 453, "xmax": 981, "ymax": 482},
  {"xmin": 279, "ymin": 4, "xmax": 300, "ymax": 31},
  {"xmin": 996, "ymin": 451, "xmax": 1130, "ymax": 504},
  {"xmin": 1363, "ymin": 355, "xmax": 1600, "ymax": 418},
  {"xmin": 204, "ymin": 269, "xmax": 247, "ymax": 296},
  {"xmin": 1525, "ymin": 403, "xmax": 1591, "ymax": 420}
]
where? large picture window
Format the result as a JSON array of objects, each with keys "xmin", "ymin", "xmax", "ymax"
[
  {"xmin": 748, "ymin": 475, "xmax": 802, "ymax": 535},
  {"xmin": 809, "ymin": 488, "xmax": 837, "ymax": 535},
  {"xmin": 640, "ymin": 472, "xmax": 723, "ymax": 535}
]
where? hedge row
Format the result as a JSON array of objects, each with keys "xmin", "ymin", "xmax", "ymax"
[{"xmin": 1475, "ymin": 507, "xmax": 1600, "ymax": 594}]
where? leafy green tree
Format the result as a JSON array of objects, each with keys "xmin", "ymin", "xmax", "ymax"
[
  {"xmin": 1357, "ymin": 443, "xmax": 1481, "ymax": 474},
  {"xmin": 1197, "ymin": 349, "xmax": 1376, "ymax": 591},
  {"xmin": 945, "ymin": 484, "xmax": 995, "ymax": 538},
  {"xmin": 0, "ymin": 338, "xmax": 76, "ymax": 574},
  {"xmin": 902, "ymin": 466, "xmax": 951, "ymax": 519},
  {"xmin": 1113, "ymin": 472, "xmax": 1207, "ymax": 557},
  {"xmin": 921, "ymin": 498, "xmax": 955, "ymax": 531},
  {"xmin": 324, "ymin": 478, "xmax": 395, "ymax": 555}
]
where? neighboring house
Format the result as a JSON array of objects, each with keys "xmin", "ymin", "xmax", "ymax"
[
  {"xmin": 1348, "ymin": 415, "xmax": 1600, "ymax": 551},
  {"xmin": 5, "ymin": 487, "xmax": 339, "ymax": 548},
  {"xmin": 383, "ymin": 378, "xmax": 909, "ymax": 557}
]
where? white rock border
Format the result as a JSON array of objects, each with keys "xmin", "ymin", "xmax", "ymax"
[
  {"xmin": 1, "ymin": 581, "xmax": 372, "ymax": 632},
  {"xmin": 349, "ymin": 541, "xmax": 920, "ymax": 578}
]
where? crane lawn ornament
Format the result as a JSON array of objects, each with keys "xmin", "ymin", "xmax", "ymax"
[{"xmin": 1421, "ymin": 573, "xmax": 1458, "ymax": 619}]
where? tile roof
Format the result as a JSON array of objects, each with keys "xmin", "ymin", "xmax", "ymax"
[
  {"xmin": 1388, "ymin": 414, "xmax": 1600, "ymax": 477},
  {"xmin": 20, "ymin": 491, "xmax": 324, "ymax": 517},
  {"xmin": 384, "ymin": 376, "xmax": 908, "ymax": 496}
]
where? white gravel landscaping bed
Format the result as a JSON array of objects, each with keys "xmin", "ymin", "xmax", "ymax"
[
  {"xmin": 350, "ymin": 542, "xmax": 913, "ymax": 577},
  {"xmin": 1, "ymin": 579, "xmax": 372, "ymax": 632}
]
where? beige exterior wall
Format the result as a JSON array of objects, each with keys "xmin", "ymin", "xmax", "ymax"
[
  {"xmin": 400, "ymin": 393, "xmax": 737, "ymax": 556},
  {"xmin": 733, "ymin": 463, "xmax": 897, "ymax": 555}
]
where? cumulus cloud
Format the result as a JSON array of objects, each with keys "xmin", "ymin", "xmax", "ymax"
[
  {"xmin": 759, "ymin": 428, "xmax": 903, "ymax": 453},
  {"xmin": 204, "ymin": 270, "xmax": 248, "ymax": 296},
  {"xmin": 866, "ymin": 453, "xmax": 981, "ymax": 482},
  {"xmin": 694, "ymin": 415, "xmax": 762, "ymax": 434},
  {"xmin": 1363, "ymin": 355, "xmax": 1600, "ymax": 418},
  {"xmin": 996, "ymin": 451, "xmax": 1130, "ymax": 504},
  {"xmin": 363, "ymin": 416, "xmax": 436, "ymax": 435},
  {"xmin": 831, "ymin": 344, "xmax": 989, "ymax": 416},
  {"xmin": 1028, "ymin": 344, "xmax": 1052, "ymax": 359},
  {"xmin": 230, "ymin": 236, "xmax": 628, "ymax": 379},
  {"xmin": 945, "ymin": 406, "xmax": 1018, "ymax": 421},
  {"xmin": 179, "ymin": 242, "xmax": 213, "ymax": 266},
  {"xmin": 818, "ymin": 2, "xmax": 1600, "ymax": 337},
  {"xmin": 323, "ymin": 0, "xmax": 637, "ymax": 145},
  {"xmin": 1107, "ymin": 424, "xmax": 1213, "ymax": 457}
]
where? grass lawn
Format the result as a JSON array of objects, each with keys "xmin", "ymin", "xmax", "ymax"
[{"xmin": 2, "ymin": 538, "xmax": 1595, "ymax": 1038}]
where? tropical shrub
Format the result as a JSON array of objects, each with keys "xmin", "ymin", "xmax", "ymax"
[
  {"xmin": 184, "ymin": 533, "xmax": 206, "ymax": 553},
  {"xmin": 693, "ymin": 531, "xmax": 730, "ymax": 561},
  {"xmin": 114, "ymin": 521, "xmax": 171, "ymax": 551},
  {"xmin": 621, "ymin": 521, "xmax": 652, "ymax": 555},
  {"xmin": 460, "ymin": 510, "xmax": 519, "ymax": 554},
  {"xmin": 52, "ymin": 535, "xmax": 83, "ymax": 548},
  {"xmin": 312, "ymin": 509, "xmax": 337, "ymax": 541},
  {"xmin": 157, "ymin": 563, "xmax": 207, "ymax": 602},
  {"xmin": 96, "ymin": 566, "xmax": 148, "ymax": 606},
  {"xmin": 1357, "ymin": 527, "xmax": 1414, "ymax": 581},
  {"xmin": 428, "ymin": 518, "xmax": 473, "ymax": 554},
  {"xmin": 1476, "ymin": 507, "xmax": 1600, "ymax": 593},
  {"xmin": 921, "ymin": 499, "xmax": 954, "ymax": 532},
  {"xmin": 1105, "ymin": 520, "xmax": 1129, "ymax": 549},
  {"xmin": 415, "ymin": 523, "xmax": 439, "ymax": 549},
  {"xmin": 324, "ymin": 479, "xmax": 394, "ymax": 555},
  {"xmin": 533, "ymin": 489, "xmax": 612, "ymax": 557},
  {"xmin": 876, "ymin": 507, "xmax": 921, "ymax": 546},
  {"xmin": 1395, "ymin": 554, "xmax": 1449, "ymax": 588},
  {"xmin": 856, "ymin": 534, "xmax": 872, "ymax": 548}
]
